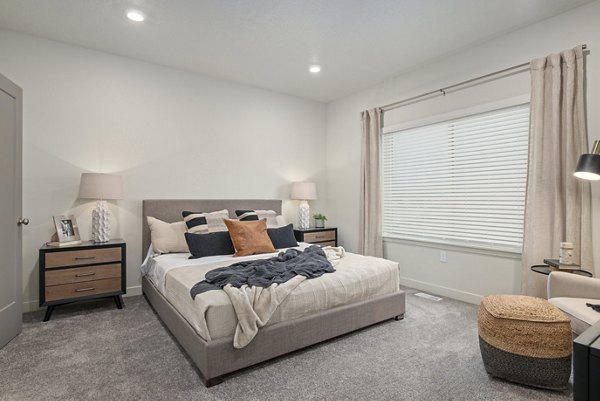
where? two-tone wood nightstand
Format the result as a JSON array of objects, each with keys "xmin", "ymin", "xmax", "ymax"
[
  {"xmin": 294, "ymin": 227, "xmax": 338, "ymax": 247},
  {"xmin": 39, "ymin": 239, "xmax": 126, "ymax": 321}
]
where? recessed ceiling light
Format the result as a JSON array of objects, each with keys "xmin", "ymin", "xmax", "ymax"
[
  {"xmin": 309, "ymin": 65, "xmax": 321, "ymax": 74},
  {"xmin": 126, "ymin": 10, "xmax": 145, "ymax": 22}
]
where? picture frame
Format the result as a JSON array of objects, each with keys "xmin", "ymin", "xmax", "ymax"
[{"xmin": 53, "ymin": 214, "xmax": 81, "ymax": 243}]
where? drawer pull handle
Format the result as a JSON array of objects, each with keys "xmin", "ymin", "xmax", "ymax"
[
  {"xmin": 75, "ymin": 287, "xmax": 95, "ymax": 292},
  {"xmin": 74, "ymin": 256, "xmax": 95, "ymax": 260},
  {"xmin": 75, "ymin": 272, "xmax": 96, "ymax": 277}
]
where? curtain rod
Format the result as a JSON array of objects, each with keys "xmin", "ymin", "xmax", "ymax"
[{"xmin": 380, "ymin": 44, "xmax": 588, "ymax": 113}]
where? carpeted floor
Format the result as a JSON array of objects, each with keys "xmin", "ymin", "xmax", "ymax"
[{"xmin": 0, "ymin": 288, "xmax": 572, "ymax": 401}]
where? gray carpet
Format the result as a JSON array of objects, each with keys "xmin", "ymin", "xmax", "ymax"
[{"xmin": 0, "ymin": 288, "xmax": 572, "ymax": 401}]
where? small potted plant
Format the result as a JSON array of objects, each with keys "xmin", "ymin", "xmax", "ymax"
[{"xmin": 313, "ymin": 213, "xmax": 327, "ymax": 228}]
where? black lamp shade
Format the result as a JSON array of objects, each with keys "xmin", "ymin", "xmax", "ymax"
[{"xmin": 574, "ymin": 154, "xmax": 600, "ymax": 180}]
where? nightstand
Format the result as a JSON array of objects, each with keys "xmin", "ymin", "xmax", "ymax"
[
  {"xmin": 39, "ymin": 239, "xmax": 126, "ymax": 321},
  {"xmin": 294, "ymin": 227, "xmax": 338, "ymax": 247}
]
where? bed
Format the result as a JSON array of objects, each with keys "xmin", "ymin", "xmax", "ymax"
[{"xmin": 141, "ymin": 199, "xmax": 406, "ymax": 386}]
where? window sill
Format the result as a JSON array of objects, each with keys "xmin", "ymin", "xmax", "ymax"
[{"xmin": 382, "ymin": 236, "xmax": 522, "ymax": 260}]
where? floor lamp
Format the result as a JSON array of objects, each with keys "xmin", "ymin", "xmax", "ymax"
[{"xmin": 574, "ymin": 140, "xmax": 600, "ymax": 180}]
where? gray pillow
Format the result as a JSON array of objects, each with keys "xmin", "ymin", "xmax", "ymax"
[
  {"xmin": 185, "ymin": 232, "xmax": 234, "ymax": 259},
  {"xmin": 267, "ymin": 224, "xmax": 298, "ymax": 249}
]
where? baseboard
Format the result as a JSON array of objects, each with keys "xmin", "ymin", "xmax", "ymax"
[
  {"xmin": 126, "ymin": 285, "xmax": 142, "ymax": 296},
  {"xmin": 22, "ymin": 299, "xmax": 40, "ymax": 313},
  {"xmin": 400, "ymin": 276, "xmax": 483, "ymax": 305},
  {"xmin": 22, "ymin": 285, "xmax": 143, "ymax": 313}
]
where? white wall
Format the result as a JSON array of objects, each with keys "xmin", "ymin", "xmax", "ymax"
[
  {"xmin": 0, "ymin": 30, "xmax": 327, "ymax": 311},
  {"xmin": 326, "ymin": 1, "xmax": 600, "ymax": 303}
]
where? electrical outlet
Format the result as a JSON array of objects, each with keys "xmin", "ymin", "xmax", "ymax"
[{"xmin": 440, "ymin": 250, "xmax": 447, "ymax": 263}]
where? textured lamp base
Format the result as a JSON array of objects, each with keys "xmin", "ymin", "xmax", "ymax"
[
  {"xmin": 92, "ymin": 200, "xmax": 111, "ymax": 243},
  {"xmin": 298, "ymin": 200, "xmax": 310, "ymax": 229}
]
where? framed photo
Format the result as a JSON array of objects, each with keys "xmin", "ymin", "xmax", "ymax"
[{"xmin": 53, "ymin": 215, "xmax": 81, "ymax": 243}]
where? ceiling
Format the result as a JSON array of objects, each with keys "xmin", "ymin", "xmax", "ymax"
[{"xmin": 0, "ymin": 0, "xmax": 593, "ymax": 102}]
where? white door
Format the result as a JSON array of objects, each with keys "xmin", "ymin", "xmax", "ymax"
[{"xmin": 0, "ymin": 73, "xmax": 23, "ymax": 349}]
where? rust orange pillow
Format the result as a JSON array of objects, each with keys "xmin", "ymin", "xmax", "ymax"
[{"xmin": 224, "ymin": 218, "xmax": 276, "ymax": 257}]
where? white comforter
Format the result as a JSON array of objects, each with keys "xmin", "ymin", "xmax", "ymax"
[{"xmin": 141, "ymin": 245, "xmax": 400, "ymax": 346}]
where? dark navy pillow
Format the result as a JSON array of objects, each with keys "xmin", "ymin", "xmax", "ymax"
[
  {"xmin": 185, "ymin": 231, "xmax": 235, "ymax": 259},
  {"xmin": 267, "ymin": 224, "xmax": 298, "ymax": 249}
]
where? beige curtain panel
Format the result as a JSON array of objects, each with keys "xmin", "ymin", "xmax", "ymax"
[
  {"xmin": 359, "ymin": 108, "xmax": 383, "ymax": 257},
  {"xmin": 522, "ymin": 45, "xmax": 592, "ymax": 297}
]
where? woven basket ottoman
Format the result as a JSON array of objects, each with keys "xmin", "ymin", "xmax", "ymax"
[{"xmin": 478, "ymin": 295, "xmax": 572, "ymax": 390}]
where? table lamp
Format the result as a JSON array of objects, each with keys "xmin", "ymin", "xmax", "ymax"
[
  {"xmin": 291, "ymin": 182, "xmax": 317, "ymax": 229},
  {"xmin": 78, "ymin": 173, "xmax": 123, "ymax": 242}
]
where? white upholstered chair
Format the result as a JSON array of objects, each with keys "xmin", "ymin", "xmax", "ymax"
[{"xmin": 547, "ymin": 271, "xmax": 600, "ymax": 335}]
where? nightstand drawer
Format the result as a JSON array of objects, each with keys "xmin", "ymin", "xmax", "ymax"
[
  {"xmin": 45, "ymin": 247, "xmax": 121, "ymax": 269},
  {"xmin": 45, "ymin": 264, "xmax": 121, "ymax": 286},
  {"xmin": 45, "ymin": 278, "xmax": 122, "ymax": 302},
  {"xmin": 303, "ymin": 231, "xmax": 336, "ymax": 243},
  {"xmin": 316, "ymin": 241, "xmax": 337, "ymax": 247}
]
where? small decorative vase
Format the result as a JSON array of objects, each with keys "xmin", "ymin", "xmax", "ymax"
[
  {"xmin": 559, "ymin": 242, "xmax": 574, "ymax": 265},
  {"xmin": 315, "ymin": 219, "xmax": 325, "ymax": 228}
]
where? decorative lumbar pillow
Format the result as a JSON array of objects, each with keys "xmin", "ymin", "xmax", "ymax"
[
  {"xmin": 235, "ymin": 210, "xmax": 278, "ymax": 226},
  {"xmin": 147, "ymin": 216, "xmax": 189, "ymax": 254},
  {"xmin": 267, "ymin": 224, "xmax": 298, "ymax": 249},
  {"xmin": 224, "ymin": 218, "xmax": 277, "ymax": 257},
  {"xmin": 182, "ymin": 209, "xmax": 229, "ymax": 234},
  {"xmin": 185, "ymin": 231, "xmax": 235, "ymax": 259}
]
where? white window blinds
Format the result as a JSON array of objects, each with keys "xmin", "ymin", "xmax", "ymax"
[{"xmin": 382, "ymin": 103, "xmax": 529, "ymax": 252}]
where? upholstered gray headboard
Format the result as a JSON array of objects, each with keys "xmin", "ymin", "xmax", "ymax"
[{"xmin": 142, "ymin": 199, "xmax": 282, "ymax": 259}]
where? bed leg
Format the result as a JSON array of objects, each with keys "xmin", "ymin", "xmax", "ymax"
[
  {"xmin": 394, "ymin": 314, "xmax": 404, "ymax": 321},
  {"xmin": 205, "ymin": 376, "xmax": 224, "ymax": 387}
]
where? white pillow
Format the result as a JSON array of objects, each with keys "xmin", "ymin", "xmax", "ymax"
[
  {"xmin": 147, "ymin": 216, "xmax": 189, "ymax": 254},
  {"xmin": 275, "ymin": 215, "xmax": 287, "ymax": 227},
  {"xmin": 257, "ymin": 210, "xmax": 278, "ymax": 227},
  {"xmin": 235, "ymin": 209, "xmax": 279, "ymax": 227},
  {"xmin": 182, "ymin": 209, "xmax": 229, "ymax": 234}
]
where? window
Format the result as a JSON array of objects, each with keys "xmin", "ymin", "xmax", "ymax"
[{"xmin": 381, "ymin": 103, "xmax": 529, "ymax": 253}]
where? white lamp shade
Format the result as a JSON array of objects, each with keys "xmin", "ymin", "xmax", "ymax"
[
  {"xmin": 290, "ymin": 182, "xmax": 317, "ymax": 200},
  {"xmin": 78, "ymin": 173, "xmax": 123, "ymax": 200}
]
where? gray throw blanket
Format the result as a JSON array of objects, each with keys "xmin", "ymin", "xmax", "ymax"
[
  {"xmin": 190, "ymin": 245, "xmax": 336, "ymax": 348},
  {"xmin": 190, "ymin": 245, "xmax": 335, "ymax": 298}
]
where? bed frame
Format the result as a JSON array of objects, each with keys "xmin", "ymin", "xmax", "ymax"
[{"xmin": 141, "ymin": 199, "xmax": 406, "ymax": 386}]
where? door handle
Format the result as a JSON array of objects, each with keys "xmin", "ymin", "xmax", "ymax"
[{"xmin": 17, "ymin": 218, "xmax": 29, "ymax": 226}]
